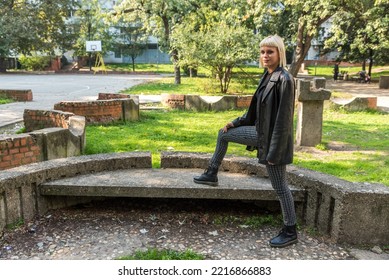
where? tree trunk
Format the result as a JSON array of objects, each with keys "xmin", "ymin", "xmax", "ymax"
[
  {"xmin": 0, "ymin": 58, "xmax": 7, "ymax": 72},
  {"xmin": 171, "ymin": 49, "xmax": 181, "ymax": 85},
  {"xmin": 131, "ymin": 56, "xmax": 135, "ymax": 72},
  {"xmin": 174, "ymin": 64, "xmax": 181, "ymax": 85},
  {"xmin": 368, "ymin": 49, "xmax": 373, "ymax": 77},
  {"xmin": 288, "ymin": 22, "xmax": 313, "ymax": 77}
]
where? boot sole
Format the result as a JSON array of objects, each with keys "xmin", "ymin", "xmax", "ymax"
[
  {"xmin": 269, "ymin": 238, "xmax": 298, "ymax": 248},
  {"xmin": 193, "ymin": 179, "xmax": 218, "ymax": 187}
]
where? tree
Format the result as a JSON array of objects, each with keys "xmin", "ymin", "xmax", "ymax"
[
  {"xmin": 323, "ymin": 0, "xmax": 389, "ymax": 76},
  {"xmin": 115, "ymin": 25, "xmax": 148, "ymax": 71},
  {"xmin": 171, "ymin": 4, "xmax": 258, "ymax": 93},
  {"xmin": 251, "ymin": 0, "xmax": 343, "ymax": 77},
  {"xmin": 72, "ymin": 0, "xmax": 114, "ymax": 59},
  {"xmin": 113, "ymin": 0, "xmax": 201, "ymax": 84},
  {"xmin": 0, "ymin": 0, "xmax": 77, "ymax": 71}
]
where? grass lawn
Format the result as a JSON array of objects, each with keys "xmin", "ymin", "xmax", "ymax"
[
  {"xmin": 107, "ymin": 63, "xmax": 263, "ymax": 95},
  {"xmin": 85, "ymin": 109, "xmax": 389, "ymax": 187},
  {"xmin": 116, "ymin": 63, "xmax": 388, "ymax": 95},
  {"xmin": 306, "ymin": 65, "xmax": 389, "ymax": 80}
]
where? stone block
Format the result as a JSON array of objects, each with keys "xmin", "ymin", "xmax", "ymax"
[
  {"xmin": 210, "ymin": 96, "xmax": 237, "ymax": 111},
  {"xmin": 379, "ymin": 76, "xmax": 389, "ymax": 89},
  {"xmin": 297, "ymin": 79, "xmax": 331, "ymax": 101},
  {"xmin": 330, "ymin": 97, "xmax": 377, "ymax": 111},
  {"xmin": 185, "ymin": 95, "xmax": 209, "ymax": 111},
  {"xmin": 69, "ymin": 115, "xmax": 86, "ymax": 152},
  {"xmin": 295, "ymin": 101, "xmax": 325, "ymax": 146},
  {"xmin": 312, "ymin": 77, "xmax": 326, "ymax": 89},
  {"xmin": 122, "ymin": 98, "xmax": 139, "ymax": 121},
  {"xmin": 337, "ymin": 189, "xmax": 389, "ymax": 244},
  {"xmin": 30, "ymin": 127, "xmax": 83, "ymax": 161},
  {"xmin": 295, "ymin": 79, "xmax": 332, "ymax": 147}
]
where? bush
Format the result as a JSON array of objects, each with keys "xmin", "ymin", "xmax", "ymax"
[{"xmin": 19, "ymin": 55, "xmax": 51, "ymax": 71}]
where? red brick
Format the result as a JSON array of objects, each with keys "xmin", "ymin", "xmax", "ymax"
[
  {"xmin": 11, "ymin": 159, "xmax": 22, "ymax": 166},
  {"xmin": 20, "ymin": 138, "xmax": 27, "ymax": 146},
  {"xmin": 14, "ymin": 153, "xmax": 24, "ymax": 159},
  {"xmin": 20, "ymin": 147, "xmax": 29, "ymax": 153},
  {"xmin": 24, "ymin": 151, "xmax": 34, "ymax": 157},
  {"xmin": 22, "ymin": 157, "xmax": 32, "ymax": 164},
  {"xmin": 0, "ymin": 161, "xmax": 11, "ymax": 169},
  {"xmin": 9, "ymin": 148, "xmax": 19, "ymax": 154},
  {"xmin": 1, "ymin": 155, "xmax": 12, "ymax": 161}
]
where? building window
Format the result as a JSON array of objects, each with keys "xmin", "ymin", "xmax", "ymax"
[
  {"xmin": 148, "ymin": 44, "xmax": 158, "ymax": 50},
  {"xmin": 114, "ymin": 49, "xmax": 121, "ymax": 58}
]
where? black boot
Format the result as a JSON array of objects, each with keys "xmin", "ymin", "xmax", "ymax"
[
  {"xmin": 269, "ymin": 225, "xmax": 298, "ymax": 248},
  {"xmin": 193, "ymin": 167, "xmax": 218, "ymax": 186}
]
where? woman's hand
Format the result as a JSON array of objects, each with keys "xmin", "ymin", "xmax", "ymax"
[{"xmin": 222, "ymin": 122, "xmax": 234, "ymax": 133}]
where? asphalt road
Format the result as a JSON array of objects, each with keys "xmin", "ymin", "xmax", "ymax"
[{"xmin": 0, "ymin": 73, "xmax": 161, "ymax": 126}]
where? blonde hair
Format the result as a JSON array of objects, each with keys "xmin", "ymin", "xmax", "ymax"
[{"xmin": 259, "ymin": 35, "xmax": 287, "ymax": 68}]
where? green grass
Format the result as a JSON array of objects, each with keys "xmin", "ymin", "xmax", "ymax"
[
  {"xmin": 6, "ymin": 219, "xmax": 24, "ymax": 230},
  {"xmin": 106, "ymin": 63, "xmax": 175, "ymax": 74},
  {"xmin": 306, "ymin": 65, "xmax": 389, "ymax": 80},
  {"xmin": 116, "ymin": 248, "xmax": 204, "ymax": 260},
  {"xmin": 295, "ymin": 109, "xmax": 389, "ymax": 186},
  {"xmin": 108, "ymin": 63, "xmax": 262, "ymax": 95},
  {"xmin": 85, "ymin": 108, "xmax": 389, "ymax": 187},
  {"xmin": 213, "ymin": 214, "xmax": 282, "ymax": 228},
  {"xmin": 123, "ymin": 75, "xmax": 259, "ymax": 96},
  {"xmin": 0, "ymin": 94, "xmax": 14, "ymax": 105},
  {"xmin": 85, "ymin": 110, "xmax": 255, "ymax": 167}
]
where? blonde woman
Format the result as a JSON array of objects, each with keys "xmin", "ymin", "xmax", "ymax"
[{"xmin": 194, "ymin": 35, "xmax": 297, "ymax": 248}]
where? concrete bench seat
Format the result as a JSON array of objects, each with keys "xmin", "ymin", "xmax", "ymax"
[{"xmin": 40, "ymin": 168, "xmax": 306, "ymax": 202}]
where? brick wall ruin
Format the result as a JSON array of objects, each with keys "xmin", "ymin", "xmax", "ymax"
[{"xmin": 0, "ymin": 89, "xmax": 33, "ymax": 102}]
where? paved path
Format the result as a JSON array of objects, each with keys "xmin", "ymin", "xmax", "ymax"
[
  {"xmin": 325, "ymin": 80, "xmax": 389, "ymax": 110},
  {"xmin": 0, "ymin": 73, "xmax": 161, "ymax": 127}
]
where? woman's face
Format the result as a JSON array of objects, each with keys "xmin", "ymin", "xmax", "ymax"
[{"xmin": 260, "ymin": 46, "xmax": 280, "ymax": 71}]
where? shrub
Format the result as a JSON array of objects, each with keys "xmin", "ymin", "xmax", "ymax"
[{"xmin": 19, "ymin": 55, "xmax": 51, "ymax": 71}]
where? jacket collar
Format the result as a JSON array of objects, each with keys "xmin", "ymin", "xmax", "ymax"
[{"xmin": 260, "ymin": 67, "xmax": 282, "ymax": 102}]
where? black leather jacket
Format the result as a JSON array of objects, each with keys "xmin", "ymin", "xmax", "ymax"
[{"xmin": 231, "ymin": 67, "xmax": 295, "ymax": 165}]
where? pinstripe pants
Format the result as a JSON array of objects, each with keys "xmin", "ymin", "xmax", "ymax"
[{"xmin": 209, "ymin": 126, "xmax": 296, "ymax": 226}]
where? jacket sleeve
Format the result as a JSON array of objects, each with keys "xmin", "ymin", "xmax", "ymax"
[
  {"xmin": 266, "ymin": 73, "xmax": 295, "ymax": 163},
  {"xmin": 231, "ymin": 94, "xmax": 257, "ymax": 127}
]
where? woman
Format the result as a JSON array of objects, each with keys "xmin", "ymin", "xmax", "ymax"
[{"xmin": 193, "ymin": 35, "xmax": 297, "ymax": 248}]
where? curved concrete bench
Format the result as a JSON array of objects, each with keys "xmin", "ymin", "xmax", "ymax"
[
  {"xmin": 330, "ymin": 97, "xmax": 377, "ymax": 111},
  {"xmin": 161, "ymin": 94, "xmax": 252, "ymax": 111},
  {"xmin": 0, "ymin": 151, "xmax": 388, "ymax": 245}
]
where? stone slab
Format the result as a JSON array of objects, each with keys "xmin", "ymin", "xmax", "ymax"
[{"xmin": 40, "ymin": 168, "xmax": 306, "ymax": 201}]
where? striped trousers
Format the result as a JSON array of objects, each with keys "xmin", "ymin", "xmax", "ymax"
[{"xmin": 209, "ymin": 126, "xmax": 296, "ymax": 226}]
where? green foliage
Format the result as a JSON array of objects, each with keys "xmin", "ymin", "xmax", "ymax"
[
  {"xmin": 171, "ymin": 4, "xmax": 258, "ymax": 93},
  {"xmin": 242, "ymin": 215, "xmax": 282, "ymax": 228},
  {"xmin": 323, "ymin": 0, "xmax": 389, "ymax": 68},
  {"xmin": 213, "ymin": 214, "xmax": 282, "ymax": 228},
  {"xmin": 18, "ymin": 55, "xmax": 51, "ymax": 71},
  {"xmin": 117, "ymin": 248, "xmax": 204, "ymax": 260},
  {"xmin": 6, "ymin": 219, "xmax": 24, "ymax": 230},
  {"xmin": 72, "ymin": 0, "xmax": 115, "ymax": 57},
  {"xmin": 0, "ymin": 0, "xmax": 77, "ymax": 57},
  {"xmin": 0, "ymin": 94, "xmax": 14, "ymax": 104}
]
